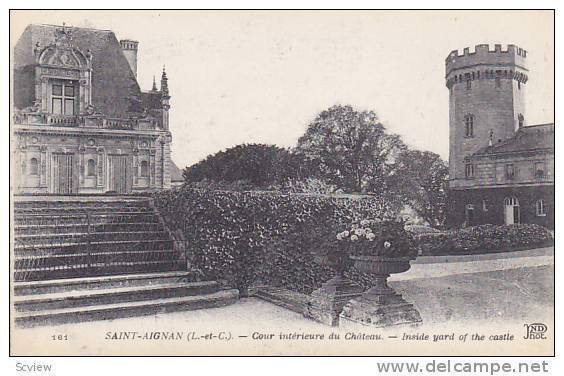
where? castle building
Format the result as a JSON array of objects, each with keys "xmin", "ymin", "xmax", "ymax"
[
  {"xmin": 446, "ymin": 44, "xmax": 554, "ymax": 229},
  {"xmin": 12, "ymin": 24, "xmax": 183, "ymax": 194}
]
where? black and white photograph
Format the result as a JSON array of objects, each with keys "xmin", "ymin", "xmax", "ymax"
[{"xmin": 8, "ymin": 9, "xmax": 555, "ymax": 358}]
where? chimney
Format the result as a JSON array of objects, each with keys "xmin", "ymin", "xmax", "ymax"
[{"xmin": 120, "ymin": 39, "xmax": 139, "ymax": 78}]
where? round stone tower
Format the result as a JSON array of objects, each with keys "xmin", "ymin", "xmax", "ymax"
[{"xmin": 445, "ymin": 44, "xmax": 528, "ymax": 188}]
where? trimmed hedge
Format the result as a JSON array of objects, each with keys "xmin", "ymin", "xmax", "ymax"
[
  {"xmin": 153, "ymin": 187, "xmax": 395, "ymax": 294},
  {"xmin": 415, "ymin": 224, "xmax": 553, "ymax": 256},
  {"xmin": 405, "ymin": 224, "xmax": 442, "ymax": 235}
]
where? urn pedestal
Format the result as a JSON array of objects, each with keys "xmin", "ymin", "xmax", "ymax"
[
  {"xmin": 303, "ymin": 254, "xmax": 363, "ymax": 326},
  {"xmin": 339, "ymin": 256, "xmax": 422, "ymax": 328},
  {"xmin": 304, "ymin": 274, "xmax": 364, "ymax": 326}
]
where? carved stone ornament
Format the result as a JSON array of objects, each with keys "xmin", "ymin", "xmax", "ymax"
[
  {"xmin": 54, "ymin": 24, "xmax": 73, "ymax": 47},
  {"xmin": 85, "ymin": 104, "xmax": 95, "ymax": 116}
]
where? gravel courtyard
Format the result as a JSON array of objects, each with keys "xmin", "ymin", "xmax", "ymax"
[{"xmin": 11, "ymin": 248, "xmax": 554, "ymax": 355}]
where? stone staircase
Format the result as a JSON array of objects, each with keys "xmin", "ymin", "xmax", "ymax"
[
  {"xmin": 14, "ymin": 271, "xmax": 238, "ymax": 328},
  {"xmin": 13, "ymin": 197, "xmax": 183, "ymax": 281},
  {"xmin": 12, "ymin": 196, "xmax": 239, "ymax": 327}
]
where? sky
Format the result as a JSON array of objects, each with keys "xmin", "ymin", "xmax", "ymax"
[{"xmin": 11, "ymin": 10, "xmax": 554, "ymax": 168}]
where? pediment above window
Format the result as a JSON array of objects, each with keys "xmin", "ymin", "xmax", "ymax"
[
  {"xmin": 34, "ymin": 25, "xmax": 92, "ymax": 70},
  {"xmin": 36, "ymin": 44, "xmax": 91, "ymax": 70}
]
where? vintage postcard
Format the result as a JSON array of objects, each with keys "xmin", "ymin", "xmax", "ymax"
[{"xmin": 9, "ymin": 9, "xmax": 554, "ymax": 356}]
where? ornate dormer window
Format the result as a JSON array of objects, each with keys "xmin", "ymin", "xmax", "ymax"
[
  {"xmin": 33, "ymin": 24, "xmax": 92, "ymax": 115},
  {"xmin": 51, "ymin": 81, "xmax": 77, "ymax": 115}
]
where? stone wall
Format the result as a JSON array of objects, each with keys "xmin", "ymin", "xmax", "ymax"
[{"xmin": 447, "ymin": 185, "xmax": 554, "ymax": 229}]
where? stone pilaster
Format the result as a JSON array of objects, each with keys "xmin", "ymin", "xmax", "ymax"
[
  {"xmin": 149, "ymin": 149, "xmax": 156, "ymax": 187},
  {"xmin": 97, "ymin": 147, "xmax": 104, "ymax": 189},
  {"xmin": 39, "ymin": 145, "xmax": 47, "ymax": 187}
]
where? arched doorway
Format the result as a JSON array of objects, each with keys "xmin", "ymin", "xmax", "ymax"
[
  {"xmin": 465, "ymin": 204, "xmax": 475, "ymax": 227},
  {"xmin": 504, "ymin": 196, "xmax": 520, "ymax": 225}
]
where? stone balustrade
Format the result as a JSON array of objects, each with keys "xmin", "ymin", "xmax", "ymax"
[{"xmin": 13, "ymin": 111, "xmax": 160, "ymax": 131}]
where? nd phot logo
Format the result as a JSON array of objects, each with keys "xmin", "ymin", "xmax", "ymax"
[{"xmin": 523, "ymin": 323, "xmax": 547, "ymax": 340}]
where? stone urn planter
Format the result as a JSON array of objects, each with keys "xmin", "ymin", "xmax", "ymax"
[
  {"xmin": 303, "ymin": 253, "xmax": 363, "ymax": 326},
  {"xmin": 339, "ymin": 255, "xmax": 422, "ymax": 328}
]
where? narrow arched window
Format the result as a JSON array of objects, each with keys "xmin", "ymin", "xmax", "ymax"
[
  {"xmin": 87, "ymin": 159, "xmax": 96, "ymax": 177},
  {"xmin": 536, "ymin": 199, "xmax": 546, "ymax": 216},
  {"xmin": 29, "ymin": 158, "xmax": 39, "ymax": 175},
  {"xmin": 140, "ymin": 160, "xmax": 149, "ymax": 177},
  {"xmin": 465, "ymin": 164, "xmax": 474, "ymax": 178},
  {"xmin": 464, "ymin": 114, "xmax": 474, "ymax": 137}
]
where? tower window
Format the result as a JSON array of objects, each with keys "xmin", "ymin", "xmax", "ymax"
[
  {"xmin": 87, "ymin": 159, "xmax": 97, "ymax": 177},
  {"xmin": 465, "ymin": 164, "xmax": 474, "ymax": 178},
  {"xmin": 505, "ymin": 164, "xmax": 515, "ymax": 179},
  {"xmin": 464, "ymin": 114, "xmax": 474, "ymax": 137},
  {"xmin": 536, "ymin": 199, "xmax": 546, "ymax": 217},
  {"xmin": 495, "ymin": 77, "xmax": 501, "ymax": 88},
  {"xmin": 535, "ymin": 162, "xmax": 545, "ymax": 178},
  {"xmin": 29, "ymin": 158, "xmax": 39, "ymax": 175},
  {"xmin": 140, "ymin": 160, "xmax": 149, "ymax": 177},
  {"xmin": 466, "ymin": 80, "xmax": 472, "ymax": 90}
]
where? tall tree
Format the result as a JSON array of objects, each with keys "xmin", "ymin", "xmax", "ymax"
[
  {"xmin": 295, "ymin": 105, "xmax": 407, "ymax": 197},
  {"xmin": 396, "ymin": 150, "xmax": 449, "ymax": 228}
]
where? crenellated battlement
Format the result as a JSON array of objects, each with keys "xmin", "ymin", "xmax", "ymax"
[{"xmin": 445, "ymin": 44, "xmax": 527, "ymax": 76}]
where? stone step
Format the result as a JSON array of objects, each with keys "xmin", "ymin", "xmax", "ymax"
[
  {"xmin": 14, "ymin": 249, "xmax": 180, "ymax": 270},
  {"xmin": 14, "ymin": 211, "xmax": 159, "ymax": 220},
  {"xmin": 14, "ymin": 239, "xmax": 174, "ymax": 256},
  {"xmin": 252, "ymin": 287, "xmax": 307, "ymax": 314},
  {"xmin": 14, "ymin": 281, "xmax": 220, "ymax": 312},
  {"xmin": 14, "ymin": 222, "xmax": 164, "ymax": 235},
  {"xmin": 13, "ymin": 260, "xmax": 186, "ymax": 282},
  {"xmin": 15, "ymin": 289, "xmax": 239, "ymax": 328},
  {"xmin": 14, "ymin": 207, "xmax": 154, "ymax": 217},
  {"xmin": 13, "ymin": 213, "xmax": 161, "ymax": 227},
  {"xmin": 14, "ymin": 198, "xmax": 152, "ymax": 208},
  {"xmin": 14, "ymin": 271, "xmax": 197, "ymax": 295},
  {"xmin": 14, "ymin": 230, "xmax": 170, "ymax": 245}
]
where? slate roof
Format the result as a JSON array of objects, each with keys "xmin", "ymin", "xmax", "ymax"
[
  {"xmin": 472, "ymin": 123, "xmax": 554, "ymax": 157},
  {"xmin": 169, "ymin": 160, "xmax": 185, "ymax": 183},
  {"xmin": 13, "ymin": 24, "xmax": 161, "ymax": 116}
]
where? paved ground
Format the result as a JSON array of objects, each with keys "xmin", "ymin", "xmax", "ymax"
[
  {"xmin": 391, "ymin": 246, "xmax": 553, "ymax": 281},
  {"xmin": 392, "ymin": 265, "xmax": 554, "ymax": 325}
]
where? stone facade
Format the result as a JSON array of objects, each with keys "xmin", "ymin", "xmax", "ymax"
[
  {"xmin": 12, "ymin": 24, "xmax": 176, "ymax": 194},
  {"xmin": 446, "ymin": 44, "xmax": 554, "ymax": 228}
]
